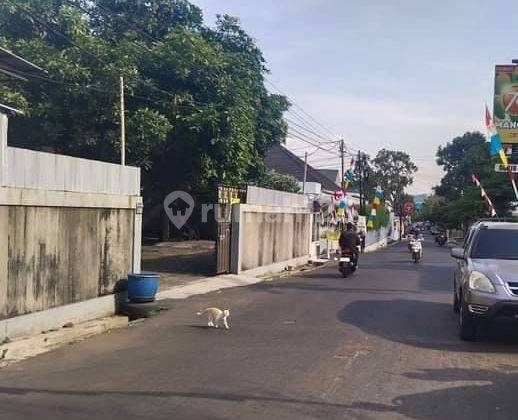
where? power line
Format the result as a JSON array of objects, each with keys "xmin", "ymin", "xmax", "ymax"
[
  {"xmin": 265, "ymin": 78, "xmax": 336, "ymax": 135},
  {"xmin": 1, "ymin": 66, "xmax": 215, "ymax": 112},
  {"xmin": 287, "ymin": 132, "xmax": 342, "ymax": 156},
  {"xmin": 5, "ymin": 0, "xmax": 185, "ymax": 104},
  {"xmin": 73, "ymin": 0, "xmax": 345, "ymax": 152},
  {"xmin": 285, "ymin": 107, "xmax": 338, "ymax": 142},
  {"xmin": 6, "ymin": 0, "xmax": 359, "ymax": 158},
  {"xmin": 288, "ymin": 126, "xmax": 338, "ymax": 151},
  {"xmin": 288, "ymin": 135, "xmax": 340, "ymax": 156},
  {"xmin": 267, "ymin": 77, "xmax": 362, "ymax": 155},
  {"xmin": 5, "ymin": 0, "xmax": 110, "ymax": 68},
  {"xmin": 285, "ymin": 117, "xmax": 336, "ymax": 143}
]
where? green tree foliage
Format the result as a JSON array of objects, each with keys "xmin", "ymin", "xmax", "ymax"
[
  {"xmin": 372, "ymin": 149, "xmax": 418, "ymax": 210},
  {"xmin": 417, "ymin": 195, "xmax": 449, "ymax": 226},
  {"xmin": 0, "ymin": 0, "xmax": 288, "ymax": 195},
  {"xmin": 352, "ymin": 152, "xmax": 376, "ymax": 202},
  {"xmin": 252, "ymin": 169, "xmax": 300, "ymax": 193},
  {"xmin": 435, "ymin": 132, "xmax": 491, "ymax": 199},
  {"xmin": 427, "ymin": 131, "xmax": 515, "ymax": 230}
]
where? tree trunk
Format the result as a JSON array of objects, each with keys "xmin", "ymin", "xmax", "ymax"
[{"xmin": 161, "ymin": 208, "xmax": 170, "ymax": 242}]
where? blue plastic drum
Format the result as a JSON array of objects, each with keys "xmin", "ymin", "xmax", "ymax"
[{"xmin": 127, "ymin": 273, "xmax": 160, "ymax": 303}]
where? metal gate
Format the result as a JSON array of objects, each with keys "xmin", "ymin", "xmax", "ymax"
[
  {"xmin": 215, "ymin": 204, "xmax": 232, "ymax": 274},
  {"xmin": 215, "ymin": 186, "xmax": 246, "ymax": 274}
]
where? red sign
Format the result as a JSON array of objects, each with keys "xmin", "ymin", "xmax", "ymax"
[{"xmin": 403, "ymin": 202, "xmax": 415, "ymax": 215}]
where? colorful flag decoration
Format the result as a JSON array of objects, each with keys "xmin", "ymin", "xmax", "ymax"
[
  {"xmin": 485, "ymin": 105, "xmax": 509, "ymax": 169},
  {"xmin": 472, "ymin": 173, "xmax": 497, "ymax": 217},
  {"xmin": 343, "ymin": 157, "xmax": 355, "ymax": 190},
  {"xmin": 367, "ymin": 186, "xmax": 383, "ymax": 229}
]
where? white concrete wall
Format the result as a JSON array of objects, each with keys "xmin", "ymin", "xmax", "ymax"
[
  {"xmin": 231, "ymin": 204, "xmax": 311, "ymax": 276},
  {"xmin": 0, "ymin": 114, "xmax": 7, "ymax": 187},
  {"xmin": 247, "ymin": 186, "xmax": 308, "ymax": 208},
  {"xmin": 5, "ymin": 147, "xmax": 140, "ymax": 196},
  {"xmin": 0, "ymin": 112, "xmax": 143, "ymax": 325}
]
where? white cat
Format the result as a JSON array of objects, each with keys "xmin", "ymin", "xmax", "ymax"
[{"xmin": 197, "ymin": 307, "xmax": 230, "ymax": 329}]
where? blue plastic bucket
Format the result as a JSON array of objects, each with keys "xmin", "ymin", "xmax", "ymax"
[{"xmin": 127, "ymin": 273, "xmax": 160, "ymax": 303}]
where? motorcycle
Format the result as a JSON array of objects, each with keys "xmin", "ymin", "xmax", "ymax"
[
  {"xmin": 409, "ymin": 237, "xmax": 423, "ymax": 263},
  {"xmin": 407, "ymin": 234, "xmax": 415, "ymax": 251},
  {"xmin": 436, "ymin": 234, "xmax": 447, "ymax": 247},
  {"xmin": 335, "ymin": 247, "xmax": 358, "ymax": 278}
]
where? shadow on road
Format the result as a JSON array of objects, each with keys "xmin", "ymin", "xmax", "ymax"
[
  {"xmin": 0, "ymin": 385, "xmax": 357, "ymax": 411},
  {"xmin": 1, "ymin": 367, "xmax": 517, "ymax": 420},
  {"xmin": 257, "ymin": 281, "xmax": 424, "ymax": 296},
  {"xmin": 338, "ymin": 299, "xmax": 518, "ymax": 352},
  {"xmin": 351, "ymin": 366, "xmax": 518, "ymax": 420}
]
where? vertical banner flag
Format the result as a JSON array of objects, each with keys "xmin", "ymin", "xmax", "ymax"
[
  {"xmin": 343, "ymin": 157, "xmax": 355, "ymax": 190},
  {"xmin": 367, "ymin": 186, "xmax": 383, "ymax": 229},
  {"xmin": 472, "ymin": 174, "xmax": 497, "ymax": 217},
  {"xmin": 486, "ymin": 105, "xmax": 509, "ymax": 168}
]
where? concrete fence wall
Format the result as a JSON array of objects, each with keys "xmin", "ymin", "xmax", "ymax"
[
  {"xmin": 0, "ymin": 206, "xmax": 134, "ymax": 320},
  {"xmin": 5, "ymin": 146, "xmax": 140, "ymax": 195},
  {"xmin": 0, "ymin": 113, "xmax": 142, "ymax": 324},
  {"xmin": 246, "ymin": 186, "xmax": 309, "ymax": 208},
  {"xmin": 364, "ymin": 225, "xmax": 391, "ymax": 252},
  {"xmin": 231, "ymin": 204, "xmax": 311, "ymax": 276}
]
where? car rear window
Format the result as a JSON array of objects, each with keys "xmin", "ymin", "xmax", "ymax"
[{"xmin": 470, "ymin": 229, "xmax": 518, "ymax": 259}]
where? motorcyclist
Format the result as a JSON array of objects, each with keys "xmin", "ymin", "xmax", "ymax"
[
  {"xmin": 436, "ymin": 232, "xmax": 447, "ymax": 246},
  {"xmin": 339, "ymin": 222, "xmax": 361, "ymax": 267},
  {"xmin": 359, "ymin": 229, "xmax": 366, "ymax": 254}
]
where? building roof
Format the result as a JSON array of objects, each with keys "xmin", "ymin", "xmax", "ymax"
[
  {"xmin": 318, "ymin": 169, "xmax": 340, "ymax": 186},
  {"xmin": 0, "ymin": 102, "xmax": 23, "ymax": 116},
  {"xmin": 264, "ymin": 144, "xmax": 341, "ymax": 192},
  {"xmin": 0, "ymin": 46, "xmax": 44, "ymax": 80}
]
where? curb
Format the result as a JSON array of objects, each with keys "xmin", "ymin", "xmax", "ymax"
[{"xmin": 0, "ymin": 316, "xmax": 128, "ymax": 368}]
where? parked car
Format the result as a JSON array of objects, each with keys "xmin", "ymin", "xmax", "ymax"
[{"xmin": 451, "ymin": 221, "xmax": 518, "ymax": 340}]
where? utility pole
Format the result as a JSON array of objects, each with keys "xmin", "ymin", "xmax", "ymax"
[
  {"xmin": 340, "ymin": 139, "xmax": 345, "ymax": 191},
  {"xmin": 303, "ymin": 151, "xmax": 308, "ymax": 194},
  {"xmin": 358, "ymin": 150, "xmax": 363, "ymax": 215},
  {"xmin": 120, "ymin": 76, "xmax": 126, "ymax": 166},
  {"xmin": 398, "ymin": 186, "xmax": 403, "ymax": 241}
]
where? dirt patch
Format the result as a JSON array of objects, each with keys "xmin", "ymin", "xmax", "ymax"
[{"xmin": 142, "ymin": 240, "xmax": 216, "ymax": 290}]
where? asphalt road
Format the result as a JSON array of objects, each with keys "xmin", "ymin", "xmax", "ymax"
[{"xmin": 2, "ymin": 238, "xmax": 518, "ymax": 420}]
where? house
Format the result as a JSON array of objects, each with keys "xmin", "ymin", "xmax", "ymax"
[
  {"xmin": 265, "ymin": 144, "xmax": 363, "ymax": 258},
  {"xmin": 0, "ymin": 46, "xmax": 44, "ymax": 81},
  {"xmin": 318, "ymin": 169, "xmax": 340, "ymax": 188},
  {"xmin": 264, "ymin": 144, "xmax": 341, "ymax": 192}
]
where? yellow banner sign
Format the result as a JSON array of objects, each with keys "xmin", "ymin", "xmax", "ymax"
[{"xmin": 494, "ymin": 65, "xmax": 518, "ymax": 144}]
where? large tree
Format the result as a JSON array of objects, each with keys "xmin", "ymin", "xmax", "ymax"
[
  {"xmin": 430, "ymin": 131, "xmax": 515, "ymax": 230},
  {"xmin": 372, "ymin": 149, "xmax": 418, "ymax": 211},
  {"xmin": 435, "ymin": 132, "xmax": 491, "ymax": 199},
  {"xmin": 353, "ymin": 152, "xmax": 376, "ymax": 207},
  {"xmin": 0, "ymin": 0, "xmax": 289, "ymax": 195}
]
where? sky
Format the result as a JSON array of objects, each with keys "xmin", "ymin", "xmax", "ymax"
[{"xmin": 193, "ymin": 0, "xmax": 518, "ymax": 194}]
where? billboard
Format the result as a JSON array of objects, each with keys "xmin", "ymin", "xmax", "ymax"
[{"xmin": 494, "ymin": 64, "xmax": 518, "ymax": 144}]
